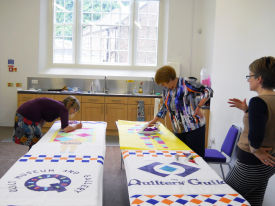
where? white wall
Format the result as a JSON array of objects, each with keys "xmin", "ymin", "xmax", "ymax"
[
  {"xmin": 191, "ymin": 0, "xmax": 215, "ymax": 78},
  {"xmin": 166, "ymin": 0, "xmax": 215, "ymax": 78},
  {"xmin": 209, "ymin": 1, "xmax": 275, "ymax": 205},
  {"xmin": 0, "ymin": 0, "xmax": 40, "ymax": 126},
  {"xmin": 166, "ymin": 0, "xmax": 194, "ymax": 76}
]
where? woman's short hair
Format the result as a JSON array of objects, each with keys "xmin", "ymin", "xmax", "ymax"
[
  {"xmin": 155, "ymin": 65, "xmax": 176, "ymax": 84},
  {"xmin": 62, "ymin": 96, "xmax": 80, "ymax": 112},
  {"xmin": 249, "ymin": 56, "xmax": 275, "ymax": 89}
]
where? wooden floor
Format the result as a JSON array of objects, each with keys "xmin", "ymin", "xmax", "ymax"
[
  {"xmin": 103, "ymin": 146, "xmax": 129, "ymax": 206},
  {"xmin": 0, "ymin": 143, "xmax": 28, "ymax": 177}
]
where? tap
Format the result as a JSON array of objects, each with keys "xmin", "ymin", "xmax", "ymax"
[
  {"xmin": 104, "ymin": 76, "xmax": 109, "ymax": 94},
  {"xmin": 90, "ymin": 81, "xmax": 94, "ymax": 93},
  {"xmin": 151, "ymin": 77, "xmax": 155, "ymax": 94}
]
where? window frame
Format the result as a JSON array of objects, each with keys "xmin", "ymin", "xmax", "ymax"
[{"xmin": 47, "ymin": 0, "xmax": 164, "ymax": 71}]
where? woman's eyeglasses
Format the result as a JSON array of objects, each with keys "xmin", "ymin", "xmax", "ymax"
[{"xmin": 245, "ymin": 75, "xmax": 255, "ymax": 80}]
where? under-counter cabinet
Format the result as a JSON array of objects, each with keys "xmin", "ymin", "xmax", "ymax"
[
  {"xmin": 18, "ymin": 94, "xmax": 37, "ymax": 107},
  {"xmin": 81, "ymin": 96, "xmax": 105, "ymax": 122},
  {"xmin": 105, "ymin": 97, "xmax": 127, "ymax": 133}
]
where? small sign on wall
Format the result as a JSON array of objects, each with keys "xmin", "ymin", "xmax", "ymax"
[
  {"xmin": 8, "ymin": 59, "xmax": 14, "ymax": 65},
  {"xmin": 8, "ymin": 59, "xmax": 17, "ymax": 72},
  {"xmin": 8, "ymin": 65, "xmax": 14, "ymax": 72}
]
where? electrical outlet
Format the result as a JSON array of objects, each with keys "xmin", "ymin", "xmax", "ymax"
[
  {"xmin": 7, "ymin": 82, "xmax": 13, "ymax": 87},
  {"xmin": 16, "ymin": 83, "xmax": 22, "ymax": 87},
  {"xmin": 31, "ymin": 79, "xmax": 38, "ymax": 84},
  {"xmin": 208, "ymin": 139, "xmax": 215, "ymax": 148},
  {"xmin": 211, "ymin": 139, "xmax": 215, "ymax": 145}
]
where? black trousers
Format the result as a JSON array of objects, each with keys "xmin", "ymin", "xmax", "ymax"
[{"xmin": 175, "ymin": 125, "xmax": 205, "ymax": 158}]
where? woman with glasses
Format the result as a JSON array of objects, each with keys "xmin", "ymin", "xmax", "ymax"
[
  {"xmin": 12, "ymin": 95, "xmax": 82, "ymax": 150},
  {"xmin": 226, "ymin": 56, "xmax": 275, "ymax": 205},
  {"xmin": 148, "ymin": 65, "xmax": 213, "ymax": 158}
]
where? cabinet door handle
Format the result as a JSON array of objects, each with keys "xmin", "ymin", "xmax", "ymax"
[
  {"xmin": 88, "ymin": 99, "xmax": 98, "ymax": 103},
  {"xmin": 111, "ymin": 100, "xmax": 122, "ymax": 102}
]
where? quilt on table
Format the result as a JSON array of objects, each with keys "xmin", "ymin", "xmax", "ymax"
[
  {"xmin": 37, "ymin": 121, "xmax": 106, "ymax": 145},
  {"xmin": 30, "ymin": 121, "xmax": 107, "ymax": 154},
  {"xmin": 117, "ymin": 120, "xmax": 190, "ymax": 151}
]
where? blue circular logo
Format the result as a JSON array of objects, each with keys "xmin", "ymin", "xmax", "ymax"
[{"xmin": 25, "ymin": 174, "xmax": 71, "ymax": 192}]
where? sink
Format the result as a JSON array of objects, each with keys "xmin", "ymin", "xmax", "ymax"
[
  {"xmin": 93, "ymin": 92, "xmax": 106, "ymax": 95},
  {"xmin": 108, "ymin": 93, "xmax": 157, "ymax": 97},
  {"xmin": 81, "ymin": 91, "xmax": 106, "ymax": 95}
]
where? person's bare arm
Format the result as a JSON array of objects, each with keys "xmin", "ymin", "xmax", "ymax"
[
  {"xmin": 148, "ymin": 116, "xmax": 161, "ymax": 126},
  {"xmin": 63, "ymin": 122, "xmax": 82, "ymax": 133},
  {"xmin": 194, "ymin": 97, "xmax": 209, "ymax": 117}
]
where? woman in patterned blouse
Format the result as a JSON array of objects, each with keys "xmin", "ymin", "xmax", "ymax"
[{"xmin": 149, "ymin": 65, "xmax": 213, "ymax": 157}]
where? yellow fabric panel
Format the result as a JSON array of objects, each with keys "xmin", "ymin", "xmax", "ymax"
[{"xmin": 117, "ymin": 120, "xmax": 190, "ymax": 150}]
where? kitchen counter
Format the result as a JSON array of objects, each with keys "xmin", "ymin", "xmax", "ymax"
[{"xmin": 17, "ymin": 90, "xmax": 162, "ymax": 98}]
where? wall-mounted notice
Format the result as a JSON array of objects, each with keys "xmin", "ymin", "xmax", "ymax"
[{"xmin": 8, "ymin": 59, "xmax": 15, "ymax": 72}]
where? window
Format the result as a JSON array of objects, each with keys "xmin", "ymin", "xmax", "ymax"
[{"xmin": 52, "ymin": 0, "xmax": 160, "ymax": 66}]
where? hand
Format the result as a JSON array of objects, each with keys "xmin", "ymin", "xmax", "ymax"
[
  {"xmin": 194, "ymin": 107, "xmax": 203, "ymax": 118},
  {"xmin": 252, "ymin": 147, "xmax": 275, "ymax": 167},
  {"xmin": 63, "ymin": 125, "xmax": 74, "ymax": 133},
  {"xmin": 148, "ymin": 117, "xmax": 160, "ymax": 127},
  {"xmin": 63, "ymin": 122, "xmax": 82, "ymax": 133},
  {"xmin": 76, "ymin": 122, "xmax": 82, "ymax": 129},
  {"xmin": 228, "ymin": 98, "xmax": 248, "ymax": 112},
  {"xmin": 147, "ymin": 120, "xmax": 156, "ymax": 127}
]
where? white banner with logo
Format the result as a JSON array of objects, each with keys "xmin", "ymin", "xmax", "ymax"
[
  {"xmin": 0, "ymin": 153, "xmax": 104, "ymax": 206},
  {"xmin": 122, "ymin": 150, "xmax": 250, "ymax": 206},
  {"xmin": 0, "ymin": 121, "xmax": 106, "ymax": 206}
]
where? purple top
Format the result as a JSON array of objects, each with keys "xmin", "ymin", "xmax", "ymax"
[{"xmin": 17, "ymin": 97, "xmax": 69, "ymax": 129}]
